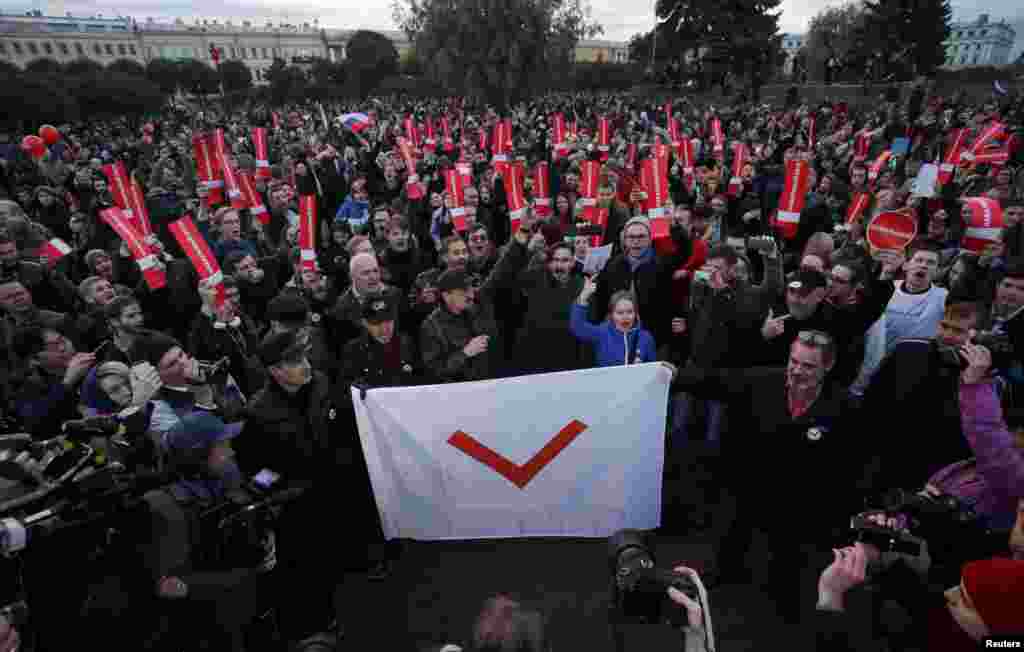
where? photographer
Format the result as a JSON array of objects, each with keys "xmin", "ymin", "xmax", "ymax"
[
  {"xmin": 858, "ymin": 299, "xmax": 995, "ymax": 493},
  {"xmin": 134, "ymin": 412, "xmax": 274, "ymax": 652},
  {"xmin": 814, "ymin": 543, "xmax": 1024, "ymax": 651},
  {"xmin": 924, "ymin": 343, "xmax": 1024, "ymax": 532}
]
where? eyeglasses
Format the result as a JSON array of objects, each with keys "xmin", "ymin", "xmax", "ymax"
[{"xmin": 797, "ymin": 330, "xmax": 833, "ymax": 347}]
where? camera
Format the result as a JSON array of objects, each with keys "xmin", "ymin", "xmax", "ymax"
[
  {"xmin": 851, "ymin": 488, "xmax": 1003, "ymax": 584},
  {"xmin": 934, "ymin": 331, "xmax": 1014, "ymax": 371},
  {"xmin": 608, "ymin": 529, "xmax": 696, "ymax": 627}
]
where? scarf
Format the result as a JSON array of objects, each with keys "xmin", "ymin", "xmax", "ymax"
[{"xmin": 626, "ymin": 246, "xmax": 656, "ymax": 273}]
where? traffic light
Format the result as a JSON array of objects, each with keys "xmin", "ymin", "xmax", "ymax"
[{"xmin": 210, "ymin": 43, "xmax": 220, "ymax": 64}]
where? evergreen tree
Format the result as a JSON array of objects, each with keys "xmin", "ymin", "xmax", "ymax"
[
  {"xmin": 656, "ymin": 0, "xmax": 782, "ymax": 90},
  {"xmin": 857, "ymin": 0, "xmax": 951, "ymax": 78}
]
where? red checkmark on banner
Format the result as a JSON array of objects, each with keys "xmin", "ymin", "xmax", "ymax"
[{"xmin": 447, "ymin": 420, "xmax": 588, "ymax": 489}]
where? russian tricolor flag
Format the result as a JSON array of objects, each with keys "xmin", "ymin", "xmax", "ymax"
[{"xmin": 341, "ymin": 113, "xmax": 371, "ymax": 134}]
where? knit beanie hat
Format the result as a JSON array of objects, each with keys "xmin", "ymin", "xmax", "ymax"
[
  {"xmin": 622, "ymin": 216, "xmax": 651, "ymax": 238},
  {"xmin": 961, "ymin": 557, "xmax": 1024, "ymax": 634}
]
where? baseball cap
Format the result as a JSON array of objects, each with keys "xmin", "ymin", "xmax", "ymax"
[
  {"xmin": 362, "ymin": 294, "xmax": 398, "ymax": 323},
  {"xmin": 165, "ymin": 412, "xmax": 243, "ymax": 453},
  {"xmin": 788, "ymin": 268, "xmax": 828, "ymax": 294},
  {"xmin": 436, "ymin": 270, "xmax": 471, "ymax": 292}
]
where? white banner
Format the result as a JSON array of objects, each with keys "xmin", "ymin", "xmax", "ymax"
[{"xmin": 352, "ymin": 364, "xmax": 670, "ymax": 540}]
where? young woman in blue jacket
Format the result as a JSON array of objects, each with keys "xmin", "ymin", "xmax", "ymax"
[{"xmin": 570, "ymin": 276, "xmax": 657, "ymax": 367}]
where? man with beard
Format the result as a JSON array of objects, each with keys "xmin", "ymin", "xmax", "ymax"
[
  {"xmin": 102, "ymin": 295, "xmax": 145, "ymax": 365},
  {"xmin": 760, "ymin": 257, "xmax": 898, "ymax": 384},
  {"xmin": 332, "ymin": 252, "xmax": 407, "ymax": 345},
  {"xmin": 507, "ymin": 241, "xmax": 588, "ymax": 375},
  {"xmin": 420, "ymin": 217, "xmax": 534, "ymax": 383},
  {"xmin": 668, "ymin": 330, "xmax": 860, "ymax": 622},
  {"xmin": 0, "ymin": 231, "xmax": 77, "ymax": 312},
  {"xmin": 593, "ymin": 217, "xmax": 691, "ymax": 348}
]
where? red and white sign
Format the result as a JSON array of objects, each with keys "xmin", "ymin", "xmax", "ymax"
[
  {"xmin": 578, "ymin": 160, "xmax": 601, "ymax": 223},
  {"xmin": 423, "ymin": 116, "xmax": 437, "ymax": 154},
  {"xmin": 220, "ymin": 156, "xmax": 247, "ymax": 210},
  {"xmin": 641, "ymin": 158, "xmax": 669, "ymax": 220},
  {"xmin": 597, "ymin": 117, "xmax": 611, "ymax": 161},
  {"xmin": 168, "ymin": 215, "xmax": 223, "ymax": 305},
  {"xmin": 444, "ymin": 169, "xmax": 467, "ymax": 232},
  {"xmin": 846, "ymin": 192, "xmax": 872, "ymax": 225},
  {"xmin": 101, "ymin": 207, "xmax": 166, "ymax": 290},
  {"xmin": 399, "ymin": 139, "xmax": 425, "ymax": 201},
  {"xmin": 43, "ymin": 238, "xmax": 71, "ymax": 267},
  {"xmin": 969, "ymin": 122, "xmax": 1006, "ymax": 157},
  {"xmin": 101, "ymin": 161, "xmax": 133, "ymax": 218},
  {"xmin": 127, "ymin": 178, "xmax": 153, "ymax": 238},
  {"xmin": 532, "ymin": 162, "xmax": 551, "ymax": 218},
  {"xmin": 961, "ymin": 197, "xmax": 1004, "ymax": 254},
  {"xmin": 552, "ymin": 113, "xmax": 567, "ymax": 159},
  {"xmin": 776, "ymin": 158, "xmax": 811, "ymax": 239},
  {"xmin": 298, "ymin": 195, "xmax": 318, "ymax": 272},
  {"xmin": 854, "ymin": 131, "xmax": 871, "ymax": 161},
  {"xmin": 504, "ymin": 161, "xmax": 528, "ymax": 233},
  {"xmin": 868, "ymin": 151, "xmax": 892, "ymax": 186},
  {"xmin": 192, "ymin": 133, "xmax": 224, "ymax": 207},
  {"xmin": 711, "ymin": 119, "xmax": 724, "ymax": 158},
  {"xmin": 625, "ymin": 144, "xmax": 638, "ymax": 172},
  {"xmin": 867, "ymin": 209, "xmax": 917, "ymax": 251},
  {"xmin": 441, "ymin": 116, "xmax": 454, "ymax": 152},
  {"xmin": 252, "ymin": 127, "xmax": 271, "ymax": 180},
  {"xmin": 404, "ymin": 116, "xmax": 421, "ymax": 150},
  {"xmin": 939, "ymin": 128, "xmax": 967, "ymax": 185},
  {"xmin": 728, "ymin": 143, "xmax": 749, "ymax": 197},
  {"xmin": 239, "ymin": 171, "xmax": 269, "ymax": 225}
]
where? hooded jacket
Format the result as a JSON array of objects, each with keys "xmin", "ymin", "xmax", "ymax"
[{"xmin": 569, "ymin": 303, "xmax": 657, "ymax": 367}]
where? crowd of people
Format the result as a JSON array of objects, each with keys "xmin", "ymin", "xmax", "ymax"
[{"xmin": 1, "ymin": 82, "xmax": 1023, "ymax": 650}]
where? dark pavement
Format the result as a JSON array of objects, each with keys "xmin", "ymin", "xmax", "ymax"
[{"xmin": 333, "ymin": 441, "xmax": 883, "ymax": 651}]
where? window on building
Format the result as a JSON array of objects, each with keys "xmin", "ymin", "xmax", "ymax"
[
  {"xmin": 118, "ymin": 44, "xmax": 127, "ymax": 55},
  {"xmin": 104, "ymin": 44, "xmax": 114, "ymax": 56},
  {"xmin": 240, "ymin": 48, "xmax": 247, "ymax": 60},
  {"xmin": 43, "ymin": 42, "xmax": 53, "ymax": 55},
  {"xmin": 129, "ymin": 45, "xmax": 136, "ymax": 55},
  {"xmin": 27, "ymin": 42, "xmax": 38, "ymax": 55},
  {"xmin": 58, "ymin": 42, "xmax": 69, "ymax": 56},
  {"xmin": 12, "ymin": 42, "xmax": 22, "ymax": 56},
  {"xmin": 981, "ymin": 30, "xmax": 987, "ymax": 37},
  {"xmin": 960, "ymin": 56, "xmax": 966, "ymax": 64},
  {"xmin": 230, "ymin": 47, "xmax": 237, "ymax": 58},
  {"xmin": 0, "ymin": 43, "xmax": 6, "ymax": 56},
  {"xmin": 251, "ymin": 47, "xmax": 257, "ymax": 58},
  {"xmin": 75, "ymin": 43, "xmax": 85, "ymax": 55},
  {"xmin": 968, "ymin": 31, "xmax": 974, "ymax": 37},
  {"xmin": 262, "ymin": 47, "xmax": 269, "ymax": 58}
]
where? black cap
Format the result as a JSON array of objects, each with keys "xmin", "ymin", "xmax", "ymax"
[
  {"xmin": 132, "ymin": 331, "xmax": 182, "ymax": 367},
  {"xmin": 436, "ymin": 270, "xmax": 471, "ymax": 292},
  {"xmin": 259, "ymin": 330, "xmax": 306, "ymax": 367},
  {"xmin": 266, "ymin": 292, "xmax": 310, "ymax": 324},
  {"xmin": 362, "ymin": 294, "xmax": 398, "ymax": 323},
  {"xmin": 788, "ymin": 268, "xmax": 829, "ymax": 294}
]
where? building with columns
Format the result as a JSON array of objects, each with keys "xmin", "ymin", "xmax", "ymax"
[
  {"xmin": 780, "ymin": 33, "xmax": 805, "ymax": 75},
  {"xmin": 1, "ymin": 10, "xmax": 626, "ymax": 84},
  {"xmin": 943, "ymin": 14, "xmax": 1016, "ymax": 68}
]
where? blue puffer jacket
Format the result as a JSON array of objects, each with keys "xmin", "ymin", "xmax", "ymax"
[
  {"xmin": 334, "ymin": 196, "xmax": 370, "ymax": 231},
  {"xmin": 569, "ymin": 303, "xmax": 657, "ymax": 367}
]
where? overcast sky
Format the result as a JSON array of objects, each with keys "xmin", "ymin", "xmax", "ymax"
[{"xmin": 5, "ymin": 0, "xmax": 1023, "ymax": 49}]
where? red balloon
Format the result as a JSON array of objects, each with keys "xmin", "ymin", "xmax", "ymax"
[
  {"xmin": 38, "ymin": 125, "xmax": 60, "ymax": 146},
  {"xmin": 20, "ymin": 135, "xmax": 46, "ymax": 158},
  {"xmin": 142, "ymin": 134, "xmax": 153, "ymax": 145},
  {"xmin": 143, "ymin": 123, "xmax": 155, "ymax": 134}
]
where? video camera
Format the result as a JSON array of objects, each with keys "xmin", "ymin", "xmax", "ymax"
[
  {"xmin": 850, "ymin": 488, "xmax": 1005, "ymax": 585},
  {"xmin": 607, "ymin": 529, "xmax": 697, "ymax": 628}
]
